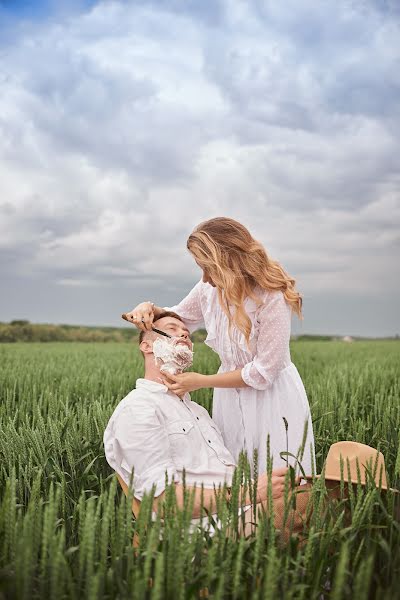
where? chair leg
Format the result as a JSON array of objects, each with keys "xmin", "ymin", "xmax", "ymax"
[{"xmin": 116, "ymin": 473, "xmax": 141, "ymax": 549}]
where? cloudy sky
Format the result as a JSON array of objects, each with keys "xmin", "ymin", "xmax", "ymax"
[{"xmin": 0, "ymin": 0, "xmax": 399, "ymax": 337}]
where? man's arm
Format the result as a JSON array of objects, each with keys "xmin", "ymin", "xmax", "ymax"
[
  {"xmin": 149, "ymin": 468, "xmax": 288, "ymax": 518},
  {"xmin": 109, "ymin": 401, "xmax": 181, "ymax": 501},
  {"xmin": 151, "ymin": 484, "xmax": 230, "ymax": 518}
]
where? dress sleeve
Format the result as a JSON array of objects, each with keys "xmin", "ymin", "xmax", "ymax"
[
  {"xmin": 241, "ymin": 291, "xmax": 292, "ymax": 391},
  {"xmin": 164, "ymin": 279, "xmax": 205, "ymax": 333},
  {"xmin": 112, "ymin": 402, "xmax": 180, "ymax": 500}
]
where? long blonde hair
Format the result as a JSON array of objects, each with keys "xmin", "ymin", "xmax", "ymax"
[{"xmin": 187, "ymin": 217, "xmax": 302, "ymax": 344}]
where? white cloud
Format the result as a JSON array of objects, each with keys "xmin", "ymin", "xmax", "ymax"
[{"xmin": 0, "ymin": 0, "xmax": 399, "ymax": 333}]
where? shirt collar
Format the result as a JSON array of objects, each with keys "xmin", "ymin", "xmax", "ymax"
[{"xmin": 135, "ymin": 378, "xmax": 169, "ymax": 393}]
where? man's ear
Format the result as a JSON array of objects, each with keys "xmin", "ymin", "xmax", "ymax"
[{"xmin": 139, "ymin": 339, "xmax": 153, "ymax": 355}]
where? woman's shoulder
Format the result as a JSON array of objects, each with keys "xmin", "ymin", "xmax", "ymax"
[
  {"xmin": 197, "ymin": 279, "xmax": 216, "ymax": 299},
  {"xmin": 255, "ymin": 288, "xmax": 288, "ymax": 310},
  {"xmin": 253, "ymin": 285, "xmax": 280, "ymax": 300}
]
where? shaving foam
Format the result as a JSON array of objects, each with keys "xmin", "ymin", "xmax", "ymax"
[{"xmin": 152, "ymin": 337, "xmax": 193, "ymax": 375}]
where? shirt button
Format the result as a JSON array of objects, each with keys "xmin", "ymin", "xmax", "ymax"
[
  {"xmin": 208, "ymin": 440, "xmax": 211, "ymax": 443},
  {"xmin": 196, "ymin": 417, "xmax": 199, "ymax": 420},
  {"xmin": 183, "ymin": 428, "xmax": 186, "ymax": 432}
]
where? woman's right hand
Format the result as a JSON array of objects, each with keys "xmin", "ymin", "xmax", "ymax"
[{"xmin": 123, "ymin": 302, "xmax": 155, "ymax": 331}]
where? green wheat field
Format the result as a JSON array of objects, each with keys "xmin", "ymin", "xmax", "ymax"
[{"xmin": 1, "ymin": 340, "xmax": 399, "ymax": 599}]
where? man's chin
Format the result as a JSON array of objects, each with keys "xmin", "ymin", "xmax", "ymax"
[{"xmin": 160, "ymin": 366, "xmax": 185, "ymax": 375}]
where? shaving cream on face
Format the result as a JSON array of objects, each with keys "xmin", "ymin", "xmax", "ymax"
[{"xmin": 152, "ymin": 337, "xmax": 194, "ymax": 375}]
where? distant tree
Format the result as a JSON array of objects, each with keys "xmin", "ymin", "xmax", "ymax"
[
  {"xmin": 0, "ymin": 321, "xmax": 139, "ymax": 343},
  {"xmin": 191, "ymin": 329, "xmax": 207, "ymax": 343}
]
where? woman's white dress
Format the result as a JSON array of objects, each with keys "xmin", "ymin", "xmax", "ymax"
[{"xmin": 167, "ymin": 279, "xmax": 315, "ymax": 476}]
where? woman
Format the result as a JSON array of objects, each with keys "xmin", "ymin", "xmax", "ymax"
[{"xmin": 127, "ymin": 217, "xmax": 315, "ymax": 475}]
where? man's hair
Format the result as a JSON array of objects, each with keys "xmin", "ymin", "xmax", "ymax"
[{"xmin": 139, "ymin": 310, "xmax": 185, "ymax": 344}]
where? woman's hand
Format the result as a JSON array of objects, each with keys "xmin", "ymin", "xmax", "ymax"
[
  {"xmin": 162, "ymin": 372, "xmax": 209, "ymax": 397},
  {"xmin": 124, "ymin": 302, "xmax": 155, "ymax": 331}
]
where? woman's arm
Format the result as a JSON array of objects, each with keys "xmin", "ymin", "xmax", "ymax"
[
  {"xmin": 162, "ymin": 369, "xmax": 248, "ymax": 397},
  {"xmin": 163, "ymin": 290, "xmax": 291, "ymax": 396},
  {"xmin": 125, "ymin": 280, "xmax": 204, "ymax": 333},
  {"xmin": 240, "ymin": 291, "xmax": 291, "ymax": 390}
]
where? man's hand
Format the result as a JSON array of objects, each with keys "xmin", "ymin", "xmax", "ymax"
[
  {"xmin": 162, "ymin": 372, "xmax": 208, "ymax": 397},
  {"xmin": 256, "ymin": 467, "xmax": 290, "ymax": 501}
]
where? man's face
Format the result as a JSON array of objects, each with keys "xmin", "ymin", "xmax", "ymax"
[{"xmin": 152, "ymin": 316, "xmax": 192, "ymax": 350}]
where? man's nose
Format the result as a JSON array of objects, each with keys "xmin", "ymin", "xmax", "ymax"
[{"xmin": 179, "ymin": 331, "xmax": 189, "ymax": 338}]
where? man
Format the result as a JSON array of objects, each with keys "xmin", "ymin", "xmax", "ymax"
[{"xmin": 104, "ymin": 311, "xmax": 291, "ymax": 528}]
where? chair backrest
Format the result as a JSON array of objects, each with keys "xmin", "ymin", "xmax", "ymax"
[
  {"xmin": 116, "ymin": 473, "xmax": 141, "ymax": 549},
  {"xmin": 116, "ymin": 473, "xmax": 142, "ymax": 518}
]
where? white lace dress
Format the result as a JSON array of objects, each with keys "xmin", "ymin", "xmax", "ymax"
[{"xmin": 166, "ymin": 279, "xmax": 316, "ymax": 476}]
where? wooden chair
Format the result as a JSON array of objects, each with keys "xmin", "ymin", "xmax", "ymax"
[{"xmin": 116, "ymin": 473, "xmax": 141, "ymax": 548}]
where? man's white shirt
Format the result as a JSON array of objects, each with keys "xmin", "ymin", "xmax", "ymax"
[{"xmin": 104, "ymin": 378, "xmax": 236, "ymax": 500}]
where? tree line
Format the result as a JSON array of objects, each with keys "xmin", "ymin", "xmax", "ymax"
[
  {"xmin": 0, "ymin": 320, "xmax": 138, "ymax": 343},
  {"xmin": 0, "ymin": 321, "xmax": 208, "ymax": 343}
]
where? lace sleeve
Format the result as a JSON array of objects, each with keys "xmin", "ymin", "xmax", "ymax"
[{"xmin": 241, "ymin": 291, "xmax": 292, "ymax": 390}]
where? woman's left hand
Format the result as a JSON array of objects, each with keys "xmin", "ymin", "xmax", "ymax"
[{"xmin": 162, "ymin": 372, "xmax": 208, "ymax": 397}]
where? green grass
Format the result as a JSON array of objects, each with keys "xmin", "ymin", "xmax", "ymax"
[{"xmin": 0, "ymin": 340, "xmax": 399, "ymax": 599}]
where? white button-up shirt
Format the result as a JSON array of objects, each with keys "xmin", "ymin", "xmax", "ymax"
[{"xmin": 104, "ymin": 378, "xmax": 236, "ymax": 500}]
